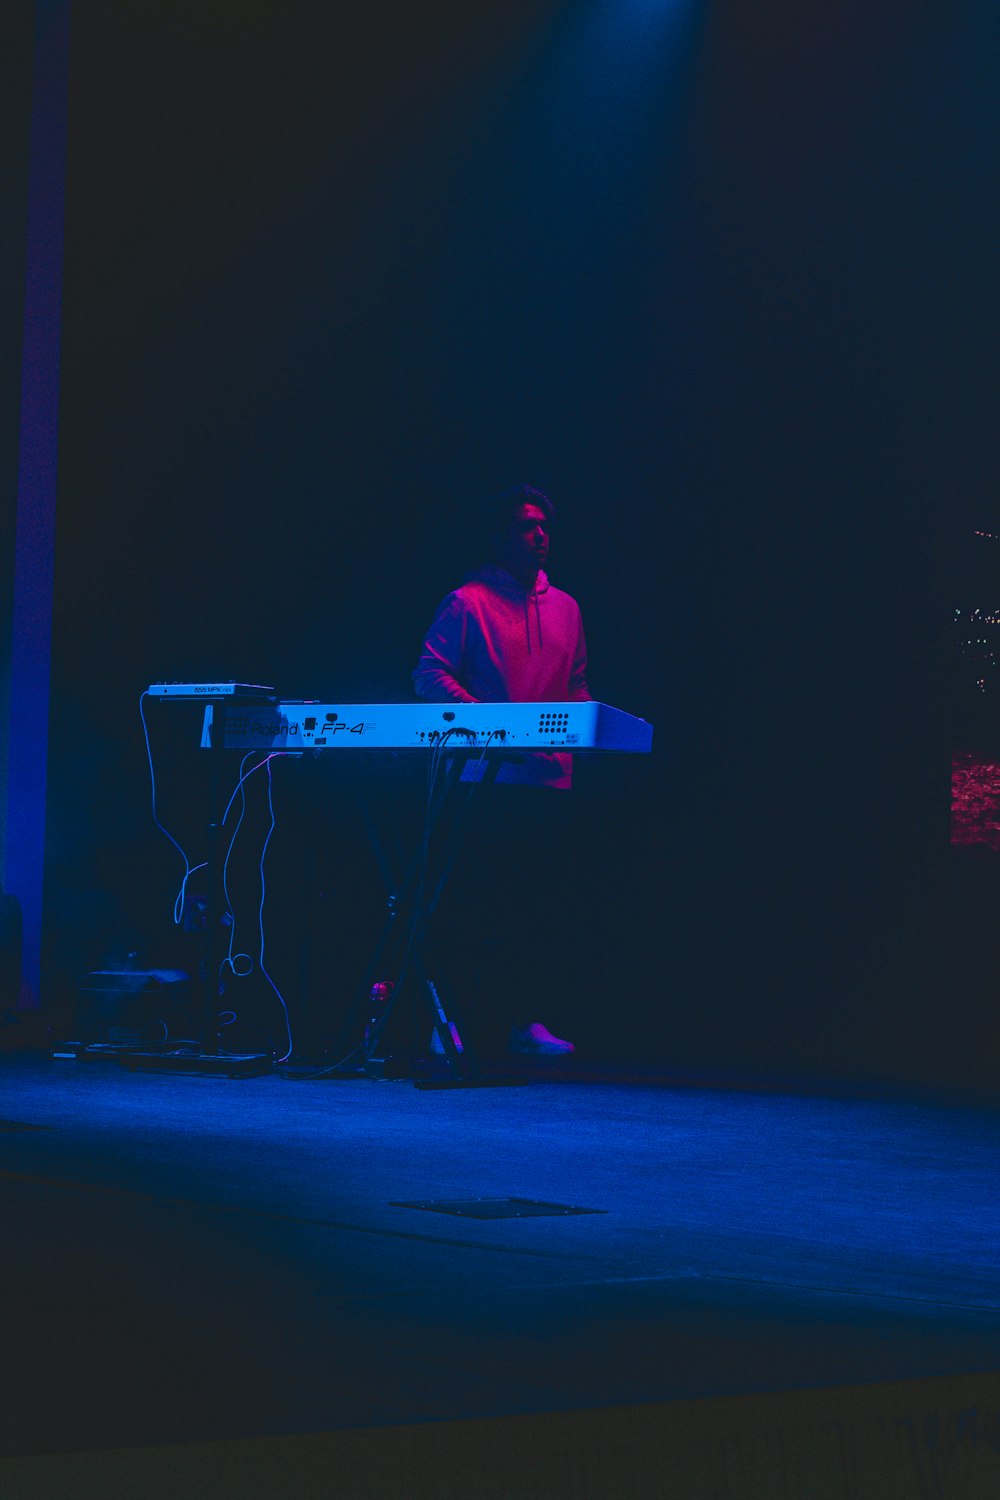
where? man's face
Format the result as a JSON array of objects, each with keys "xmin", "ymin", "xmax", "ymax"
[{"xmin": 505, "ymin": 502, "xmax": 550, "ymax": 574}]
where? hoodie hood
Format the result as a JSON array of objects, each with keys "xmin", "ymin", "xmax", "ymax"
[{"xmin": 464, "ymin": 564, "xmax": 550, "ymax": 597}]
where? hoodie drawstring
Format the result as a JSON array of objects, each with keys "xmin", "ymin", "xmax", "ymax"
[{"xmin": 524, "ymin": 590, "xmax": 544, "ymax": 653}]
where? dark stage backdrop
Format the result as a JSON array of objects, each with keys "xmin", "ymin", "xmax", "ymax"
[{"xmin": 36, "ymin": 1, "xmax": 997, "ymax": 1087}]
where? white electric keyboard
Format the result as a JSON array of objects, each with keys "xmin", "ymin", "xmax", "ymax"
[{"xmin": 216, "ymin": 701, "xmax": 652, "ymax": 753}]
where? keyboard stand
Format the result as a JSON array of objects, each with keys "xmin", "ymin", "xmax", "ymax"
[{"xmin": 353, "ymin": 751, "xmax": 501, "ymax": 1083}]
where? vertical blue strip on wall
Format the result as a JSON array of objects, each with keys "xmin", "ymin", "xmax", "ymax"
[{"xmin": 4, "ymin": 0, "xmax": 71, "ymax": 1005}]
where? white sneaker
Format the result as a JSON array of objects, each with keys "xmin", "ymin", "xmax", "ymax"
[
  {"xmin": 509, "ymin": 1022, "xmax": 575, "ymax": 1056},
  {"xmin": 429, "ymin": 1022, "xmax": 464, "ymax": 1056}
]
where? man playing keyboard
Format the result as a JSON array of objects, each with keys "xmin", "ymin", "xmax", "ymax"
[{"xmin": 412, "ymin": 484, "xmax": 591, "ymax": 1058}]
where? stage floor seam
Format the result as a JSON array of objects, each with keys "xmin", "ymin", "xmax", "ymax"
[{"xmin": 701, "ymin": 1270, "xmax": 1000, "ymax": 1316}]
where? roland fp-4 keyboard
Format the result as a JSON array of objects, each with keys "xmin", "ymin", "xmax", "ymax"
[{"xmin": 218, "ymin": 701, "xmax": 652, "ymax": 754}]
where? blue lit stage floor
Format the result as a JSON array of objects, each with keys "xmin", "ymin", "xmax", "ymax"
[{"xmin": 1, "ymin": 1058, "xmax": 999, "ymax": 1459}]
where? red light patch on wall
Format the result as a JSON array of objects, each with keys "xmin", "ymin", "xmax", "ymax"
[{"xmin": 952, "ymin": 753, "xmax": 1000, "ymax": 851}]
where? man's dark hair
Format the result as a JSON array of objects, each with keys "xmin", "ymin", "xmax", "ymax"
[{"xmin": 485, "ymin": 484, "xmax": 556, "ymax": 553}]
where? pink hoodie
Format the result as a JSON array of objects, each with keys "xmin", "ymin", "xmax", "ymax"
[{"xmin": 412, "ymin": 565, "xmax": 590, "ymax": 789}]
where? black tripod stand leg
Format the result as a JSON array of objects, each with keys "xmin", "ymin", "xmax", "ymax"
[{"xmin": 421, "ymin": 969, "xmax": 471, "ymax": 1080}]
